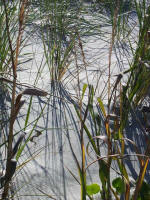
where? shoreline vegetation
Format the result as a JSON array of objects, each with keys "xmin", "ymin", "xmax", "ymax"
[{"xmin": 0, "ymin": 0, "xmax": 150, "ymax": 199}]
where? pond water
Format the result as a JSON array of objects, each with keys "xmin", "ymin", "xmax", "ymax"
[{"xmin": 0, "ymin": 1, "xmax": 149, "ymax": 200}]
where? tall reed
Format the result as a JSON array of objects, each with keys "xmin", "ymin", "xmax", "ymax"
[{"xmin": 1, "ymin": 0, "xmax": 28, "ymax": 198}]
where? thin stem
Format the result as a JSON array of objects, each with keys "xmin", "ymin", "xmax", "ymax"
[{"xmin": 2, "ymin": 0, "xmax": 28, "ymax": 198}]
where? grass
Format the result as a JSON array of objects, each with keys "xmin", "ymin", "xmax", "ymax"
[{"xmin": 0, "ymin": 0, "xmax": 150, "ymax": 199}]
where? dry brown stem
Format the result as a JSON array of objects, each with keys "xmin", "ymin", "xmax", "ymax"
[
  {"xmin": 2, "ymin": 0, "xmax": 28, "ymax": 198},
  {"xmin": 108, "ymin": 0, "xmax": 120, "ymax": 112}
]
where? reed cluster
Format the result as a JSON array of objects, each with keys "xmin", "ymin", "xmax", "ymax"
[{"xmin": 0, "ymin": 0, "xmax": 150, "ymax": 199}]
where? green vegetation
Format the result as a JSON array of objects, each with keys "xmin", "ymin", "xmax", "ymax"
[{"xmin": 0, "ymin": 0, "xmax": 150, "ymax": 199}]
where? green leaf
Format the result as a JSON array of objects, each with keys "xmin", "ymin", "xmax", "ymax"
[
  {"xmin": 139, "ymin": 181, "xmax": 150, "ymax": 200},
  {"xmin": 99, "ymin": 161, "xmax": 108, "ymax": 191},
  {"xmin": 86, "ymin": 183, "xmax": 100, "ymax": 196},
  {"xmin": 112, "ymin": 177, "xmax": 125, "ymax": 194},
  {"xmin": 97, "ymin": 97, "xmax": 106, "ymax": 118},
  {"xmin": 81, "ymin": 83, "xmax": 88, "ymax": 101},
  {"xmin": 24, "ymin": 96, "xmax": 33, "ymax": 130}
]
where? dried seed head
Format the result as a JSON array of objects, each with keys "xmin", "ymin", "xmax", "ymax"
[
  {"xmin": 22, "ymin": 88, "xmax": 48, "ymax": 97},
  {"xmin": 4, "ymin": 159, "xmax": 17, "ymax": 185},
  {"xmin": 15, "ymin": 100, "xmax": 25, "ymax": 112},
  {"xmin": 7, "ymin": 159, "xmax": 17, "ymax": 180},
  {"xmin": 114, "ymin": 72, "xmax": 123, "ymax": 78},
  {"xmin": 15, "ymin": 93, "xmax": 23, "ymax": 107},
  {"xmin": 13, "ymin": 100, "xmax": 25, "ymax": 124}
]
